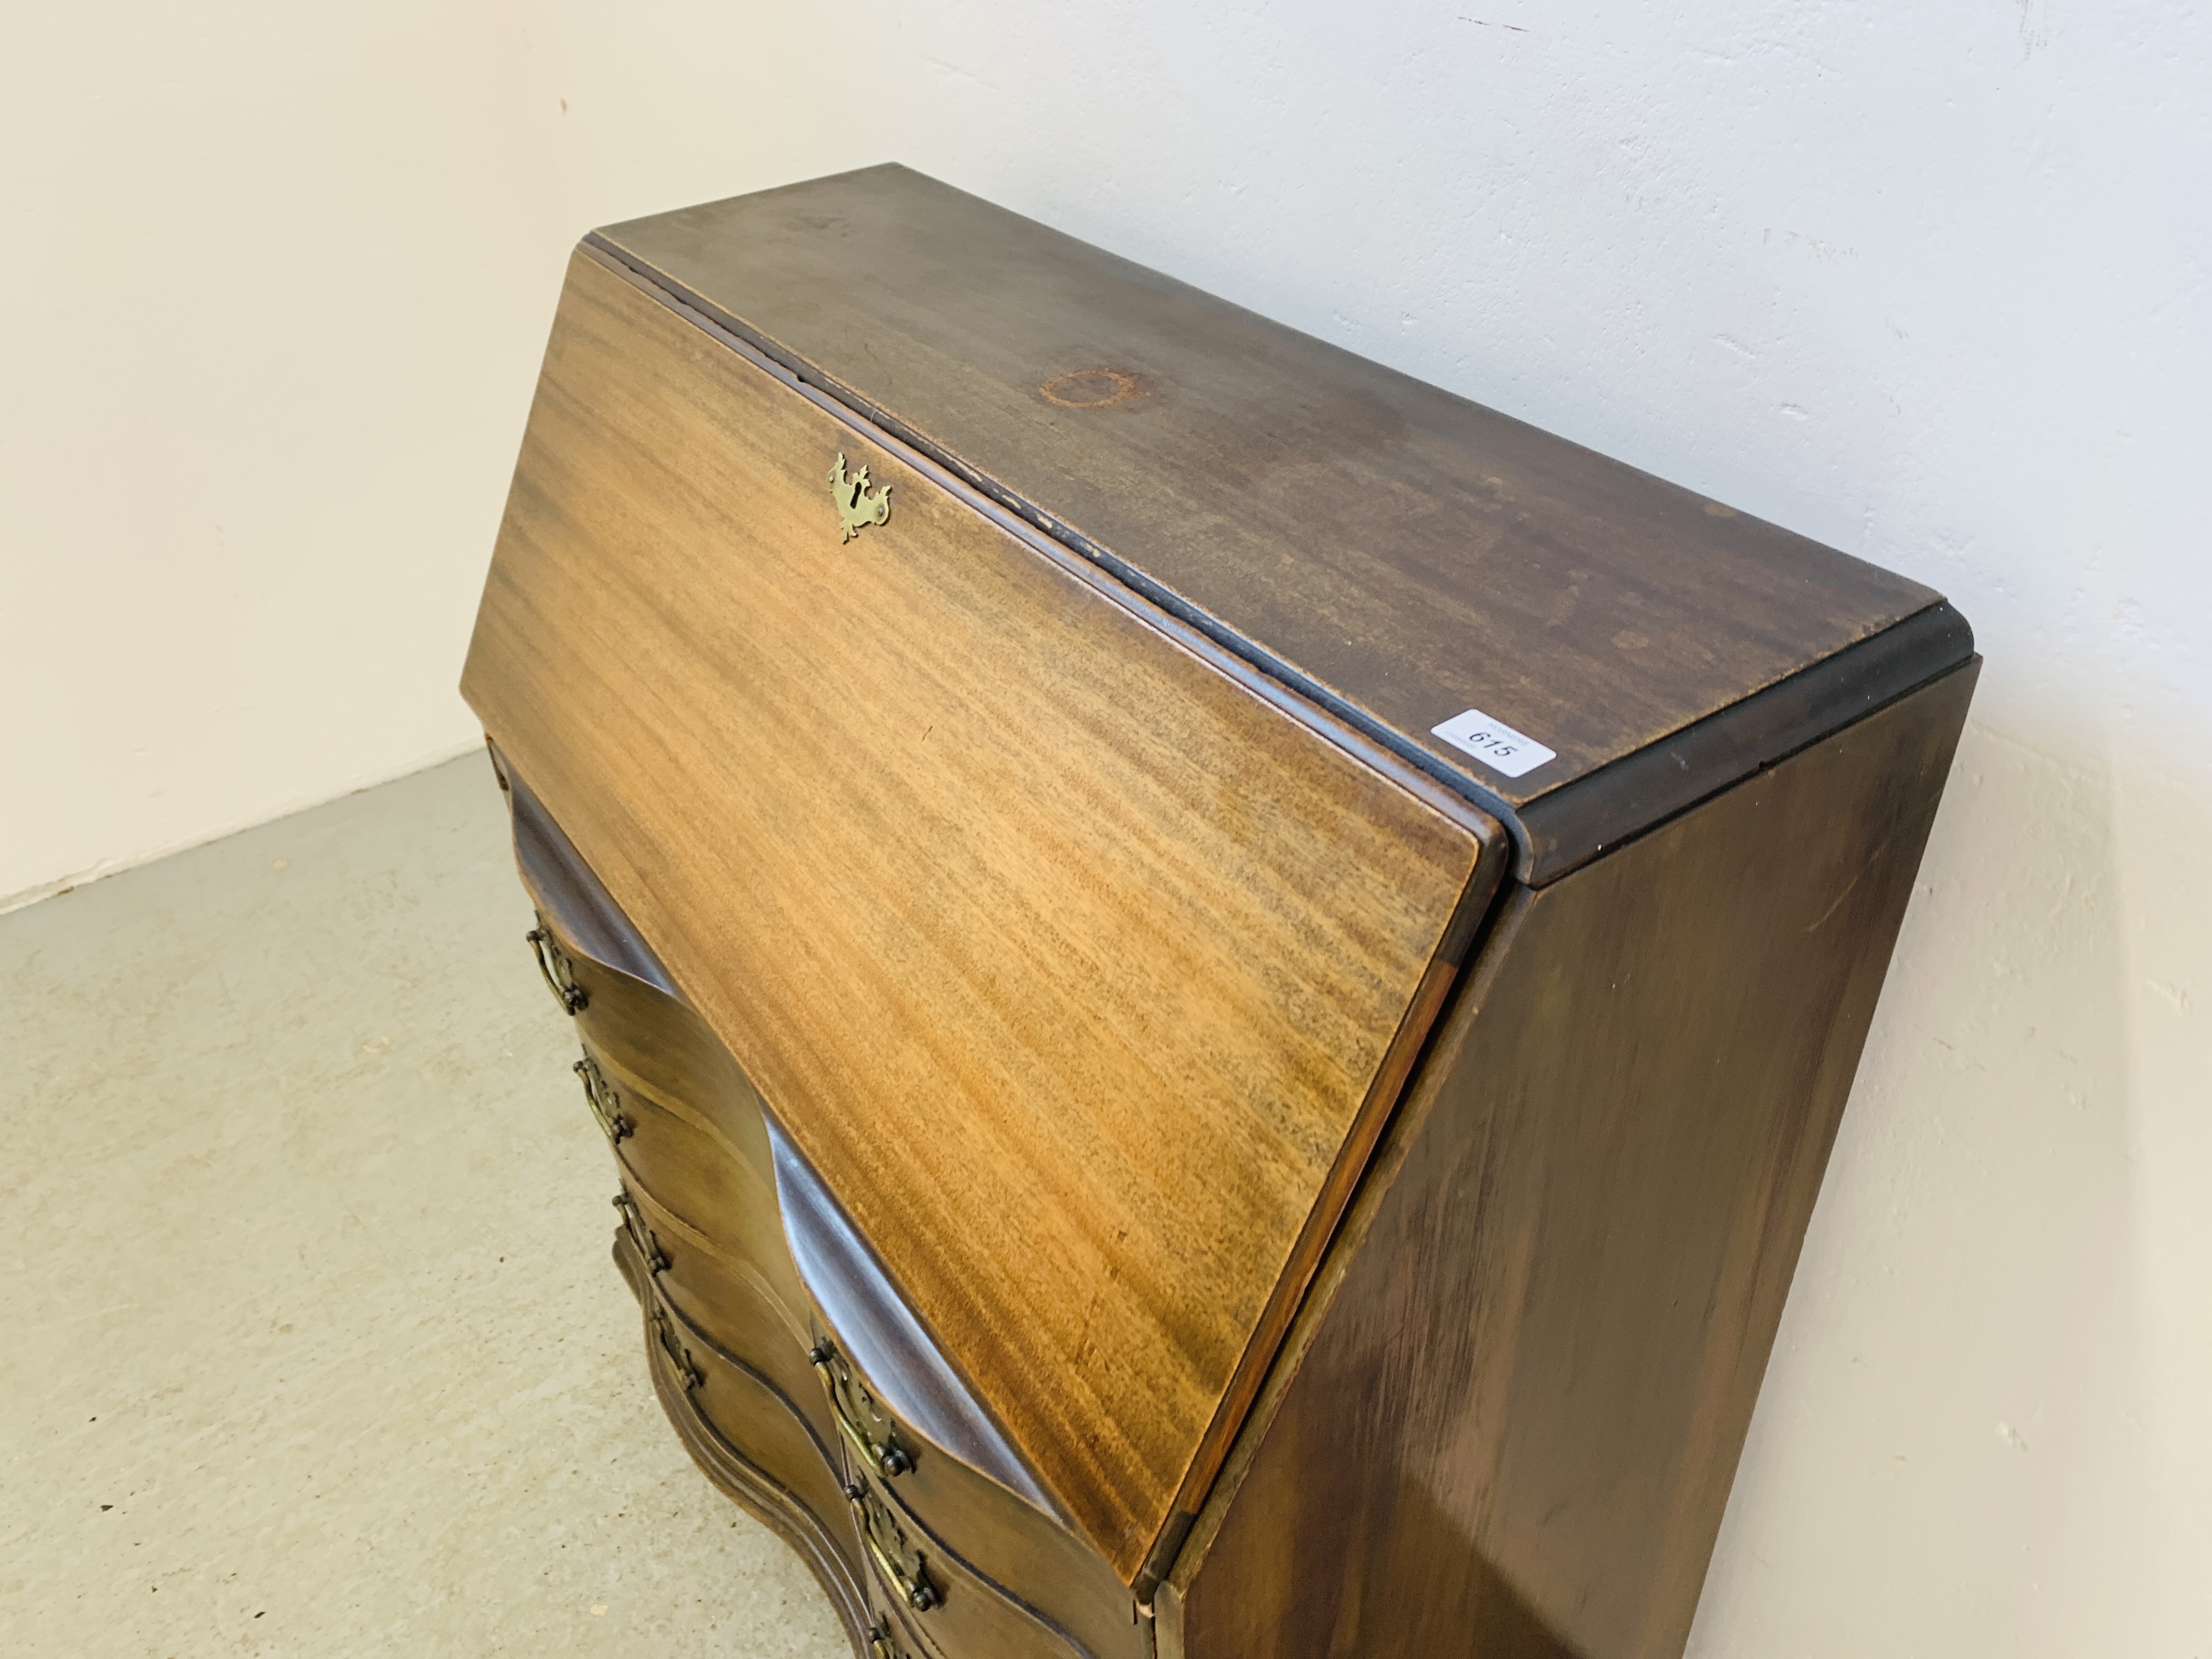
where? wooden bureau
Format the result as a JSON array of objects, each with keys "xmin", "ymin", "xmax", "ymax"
[{"xmin": 461, "ymin": 163, "xmax": 1976, "ymax": 1659}]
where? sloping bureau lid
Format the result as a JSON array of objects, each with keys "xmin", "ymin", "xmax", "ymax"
[
  {"xmin": 462, "ymin": 250, "xmax": 1505, "ymax": 1583},
  {"xmin": 592, "ymin": 163, "xmax": 1972, "ymax": 881}
]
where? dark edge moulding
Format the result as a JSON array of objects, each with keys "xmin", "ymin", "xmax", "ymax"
[{"xmin": 580, "ymin": 228, "xmax": 1976, "ymax": 888}]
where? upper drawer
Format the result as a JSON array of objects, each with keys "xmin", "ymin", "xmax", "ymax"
[{"xmin": 461, "ymin": 247, "xmax": 1503, "ymax": 1582}]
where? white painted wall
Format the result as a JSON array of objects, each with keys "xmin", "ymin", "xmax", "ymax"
[
  {"xmin": 0, "ymin": 4, "xmax": 555, "ymax": 907},
  {"xmin": 6, "ymin": 1, "xmax": 2205, "ymax": 1647}
]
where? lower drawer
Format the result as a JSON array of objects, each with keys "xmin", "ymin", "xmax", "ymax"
[
  {"xmin": 617, "ymin": 1173, "xmax": 830, "ymax": 1448},
  {"xmin": 847, "ymin": 1463, "xmax": 1101, "ymax": 1659},
  {"xmin": 803, "ymin": 1323, "xmax": 1145, "ymax": 1659},
  {"xmin": 616, "ymin": 1233, "xmax": 861, "ymax": 1594}
]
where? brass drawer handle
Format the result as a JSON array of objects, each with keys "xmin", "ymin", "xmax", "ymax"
[
  {"xmin": 613, "ymin": 1191, "xmax": 668, "ymax": 1273},
  {"xmin": 845, "ymin": 1480, "xmax": 941, "ymax": 1612},
  {"xmin": 526, "ymin": 919, "xmax": 589, "ymax": 1014},
  {"xmin": 867, "ymin": 1618, "xmax": 910, "ymax": 1659},
  {"xmin": 574, "ymin": 1054, "xmax": 633, "ymax": 1143},
  {"xmin": 809, "ymin": 1342, "xmax": 913, "ymax": 1477},
  {"xmin": 651, "ymin": 1302, "xmax": 703, "ymax": 1391}
]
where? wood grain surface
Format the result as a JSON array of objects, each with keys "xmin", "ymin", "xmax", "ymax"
[
  {"xmin": 512, "ymin": 764, "xmax": 1142, "ymax": 1657},
  {"xmin": 594, "ymin": 165, "xmax": 1968, "ymax": 876},
  {"xmin": 462, "ymin": 250, "xmax": 1499, "ymax": 1582},
  {"xmin": 1160, "ymin": 662, "xmax": 1978, "ymax": 1659}
]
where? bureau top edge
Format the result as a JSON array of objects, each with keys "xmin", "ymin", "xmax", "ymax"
[{"xmin": 591, "ymin": 163, "xmax": 1972, "ymax": 884}]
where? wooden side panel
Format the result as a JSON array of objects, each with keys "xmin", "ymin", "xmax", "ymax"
[
  {"xmin": 1169, "ymin": 663, "xmax": 1977, "ymax": 1659},
  {"xmin": 462, "ymin": 251, "xmax": 1493, "ymax": 1579}
]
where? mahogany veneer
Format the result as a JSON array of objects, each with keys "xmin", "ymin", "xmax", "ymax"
[{"xmin": 461, "ymin": 163, "xmax": 1976, "ymax": 1659}]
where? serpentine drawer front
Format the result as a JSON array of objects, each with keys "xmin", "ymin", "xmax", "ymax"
[{"xmin": 464, "ymin": 165, "xmax": 1978, "ymax": 1658}]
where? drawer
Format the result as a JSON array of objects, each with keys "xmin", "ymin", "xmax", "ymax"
[
  {"xmin": 526, "ymin": 911, "xmax": 781, "ymax": 1216},
  {"xmin": 847, "ymin": 1463, "xmax": 1093, "ymax": 1659},
  {"xmin": 574, "ymin": 1036, "xmax": 764, "ymax": 1234},
  {"xmin": 616, "ymin": 1174, "xmax": 828, "ymax": 1451},
  {"xmin": 520, "ymin": 907, "xmax": 816, "ymax": 1345},
  {"xmin": 621, "ymin": 1235, "xmax": 860, "ymax": 1580},
  {"xmin": 806, "ymin": 1324, "xmax": 1145, "ymax": 1659},
  {"xmin": 585, "ymin": 1037, "xmax": 806, "ymax": 1330}
]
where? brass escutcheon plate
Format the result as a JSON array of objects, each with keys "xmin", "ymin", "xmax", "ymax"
[{"xmin": 829, "ymin": 452, "xmax": 892, "ymax": 542}]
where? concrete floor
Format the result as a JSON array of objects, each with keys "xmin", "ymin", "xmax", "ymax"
[{"xmin": 0, "ymin": 755, "xmax": 850, "ymax": 1657}]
